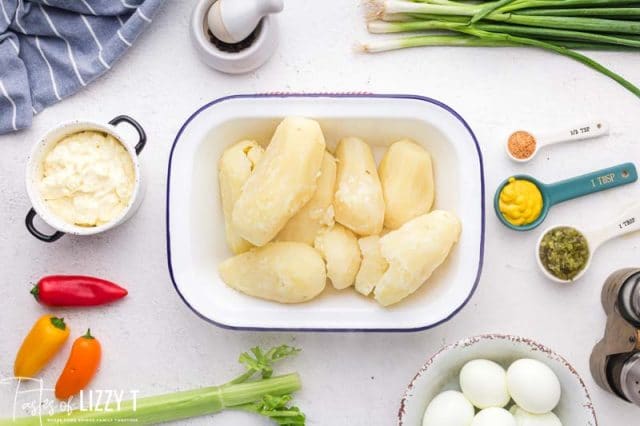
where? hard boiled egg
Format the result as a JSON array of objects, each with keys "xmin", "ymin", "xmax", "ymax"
[
  {"xmin": 510, "ymin": 406, "xmax": 562, "ymax": 426},
  {"xmin": 507, "ymin": 359, "xmax": 561, "ymax": 414},
  {"xmin": 422, "ymin": 390, "xmax": 475, "ymax": 426},
  {"xmin": 460, "ymin": 359, "xmax": 510, "ymax": 409},
  {"xmin": 471, "ymin": 407, "xmax": 516, "ymax": 426}
]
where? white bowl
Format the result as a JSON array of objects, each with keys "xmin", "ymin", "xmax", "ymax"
[
  {"xmin": 25, "ymin": 115, "xmax": 147, "ymax": 242},
  {"xmin": 166, "ymin": 93, "xmax": 485, "ymax": 331},
  {"xmin": 399, "ymin": 334, "xmax": 598, "ymax": 425},
  {"xmin": 190, "ymin": 0, "xmax": 279, "ymax": 74}
]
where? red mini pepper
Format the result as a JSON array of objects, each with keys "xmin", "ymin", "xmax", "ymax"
[{"xmin": 32, "ymin": 275, "xmax": 128, "ymax": 307}]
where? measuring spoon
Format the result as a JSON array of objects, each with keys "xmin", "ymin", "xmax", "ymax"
[
  {"xmin": 537, "ymin": 201, "xmax": 640, "ymax": 283},
  {"xmin": 506, "ymin": 120, "xmax": 609, "ymax": 162},
  {"xmin": 495, "ymin": 163, "xmax": 637, "ymax": 231}
]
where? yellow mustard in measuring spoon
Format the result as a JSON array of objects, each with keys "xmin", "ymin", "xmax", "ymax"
[{"xmin": 499, "ymin": 177, "xmax": 543, "ymax": 226}]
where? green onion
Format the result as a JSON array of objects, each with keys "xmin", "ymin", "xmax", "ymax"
[
  {"xmin": 362, "ymin": 0, "xmax": 640, "ymax": 97},
  {"xmin": 360, "ymin": 34, "xmax": 635, "ymax": 52},
  {"xmin": 368, "ymin": 20, "xmax": 640, "ymax": 48},
  {"xmin": 360, "ymin": 34, "xmax": 518, "ymax": 52},
  {"xmin": 498, "ymin": 0, "xmax": 640, "ymax": 13},
  {"xmin": 471, "ymin": 0, "xmax": 517, "ymax": 23},
  {"xmin": 0, "ymin": 346, "xmax": 305, "ymax": 426},
  {"xmin": 374, "ymin": 1, "xmax": 640, "ymax": 34},
  {"xmin": 517, "ymin": 7, "xmax": 640, "ymax": 17}
]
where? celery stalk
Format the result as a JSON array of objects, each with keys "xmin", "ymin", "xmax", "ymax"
[{"xmin": 0, "ymin": 346, "xmax": 305, "ymax": 426}]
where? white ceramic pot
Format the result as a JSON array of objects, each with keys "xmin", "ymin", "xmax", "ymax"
[
  {"xmin": 190, "ymin": 0, "xmax": 280, "ymax": 74},
  {"xmin": 398, "ymin": 334, "xmax": 598, "ymax": 426},
  {"xmin": 25, "ymin": 115, "xmax": 147, "ymax": 242}
]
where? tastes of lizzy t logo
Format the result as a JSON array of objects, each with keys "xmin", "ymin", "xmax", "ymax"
[{"xmin": 1, "ymin": 377, "xmax": 139, "ymax": 424}]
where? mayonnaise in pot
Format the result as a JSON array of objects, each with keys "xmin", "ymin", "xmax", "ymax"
[{"xmin": 39, "ymin": 131, "xmax": 135, "ymax": 227}]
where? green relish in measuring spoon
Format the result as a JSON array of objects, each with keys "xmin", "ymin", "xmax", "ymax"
[
  {"xmin": 537, "ymin": 201, "xmax": 640, "ymax": 283},
  {"xmin": 539, "ymin": 227, "xmax": 590, "ymax": 281}
]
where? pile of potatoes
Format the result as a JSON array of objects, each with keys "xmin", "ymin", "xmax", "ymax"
[{"xmin": 218, "ymin": 117, "xmax": 461, "ymax": 307}]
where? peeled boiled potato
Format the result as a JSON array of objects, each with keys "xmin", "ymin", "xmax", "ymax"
[
  {"xmin": 314, "ymin": 224, "xmax": 361, "ymax": 290},
  {"xmin": 333, "ymin": 137, "xmax": 385, "ymax": 236},
  {"xmin": 355, "ymin": 235, "xmax": 387, "ymax": 296},
  {"xmin": 277, "ymin": 151, "xmax": 337, "ymax": 244},
  {"xmin": 379, "ymin": 139, "xmax": 434, "ymax": 229},
  {"xmin": 373, "ymin": 210, "xmax": 461, "ymax": 306},
  {"xmin": 218, "ymin": 242, "xmax": 326, "ymax": 303},
  {"xmin": 422, "ymin": 390, "xmax": 475, "ymax": 426},
  {"xmin": 510, "ymin": 407, "xmax": 562, "ymax": 426},
  {"xmin": 472, "ymin": 408, "xmax": 517, "ymax": 426},
  {"xmin": 460, "ymin": 359, "xmax": 510, "ymax": 409},
  {"xmin": 218, "ymin": 140, "xmax": 264, "ymax": 254},
  {"xmin": 232, "ymin": 117, "xmax": 326, "ymax": 246},
  {"xmin": 507, "ymin": 359, "xmax": 561, "ymax": 414}
]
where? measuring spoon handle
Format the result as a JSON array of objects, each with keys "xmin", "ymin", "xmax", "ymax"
[
  {"xmin": 588, "ymin": 201, "xmax": 640, "ymax": 249},
  {"xmin": 538, "ymin": 121, "xmax": 609, "ymax": 147},
  {"xmin": 545, "ymin": 163, "xmax": 637, "ymax": 206}
]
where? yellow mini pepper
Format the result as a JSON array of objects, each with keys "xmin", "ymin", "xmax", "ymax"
[{"xmin": 14, "ymin": 315, "xmax": 70, "ymax": 378}]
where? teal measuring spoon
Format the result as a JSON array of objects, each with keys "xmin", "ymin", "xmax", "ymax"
[{"xmin": 494, "ymin": 162, "xmax": 638, "ymax": 231}]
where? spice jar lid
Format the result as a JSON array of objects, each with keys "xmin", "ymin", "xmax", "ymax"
[{"xmin": 619, "ymin": 272, "xmax": 640, "ymax": 327}]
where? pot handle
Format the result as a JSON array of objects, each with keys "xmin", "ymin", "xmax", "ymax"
[
  {"xmin": 25, "ymin": 208, "xmax": 65, "ymax": 242},
  {"xmin": 109, "ymin": 115, "xmax": 147, "ymax": 155}
]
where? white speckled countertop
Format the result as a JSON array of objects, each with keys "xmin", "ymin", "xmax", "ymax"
[{"xmin": 1, "ymin": 1, "xmax": 639, "ymax": 424}]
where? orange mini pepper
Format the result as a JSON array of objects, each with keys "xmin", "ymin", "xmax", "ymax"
[
  {"xmin": 14, "ymin": 315, "xmax": 70, "ymax": 378},
  {"xmin": 55, "ymin": 329, "xmax": 101, "ymax": 400}
]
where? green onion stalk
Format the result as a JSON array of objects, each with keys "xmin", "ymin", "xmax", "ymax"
[
  {"xmin": 0, "ymin": 346, "xmax": 305, "ymax": 426},
  {"xmin": 362, "ymin": 0, "xmax": 640, "ymax": 97}
]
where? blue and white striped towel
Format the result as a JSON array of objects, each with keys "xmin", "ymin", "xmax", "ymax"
[{"xmin": 0, "ymin": 0, "xmax": 164, "ymax": 134}]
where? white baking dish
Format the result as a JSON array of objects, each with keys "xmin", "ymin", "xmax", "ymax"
[{"xmin": 166, "ymin": 94, "xmax": 485, "ymax": 331}]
